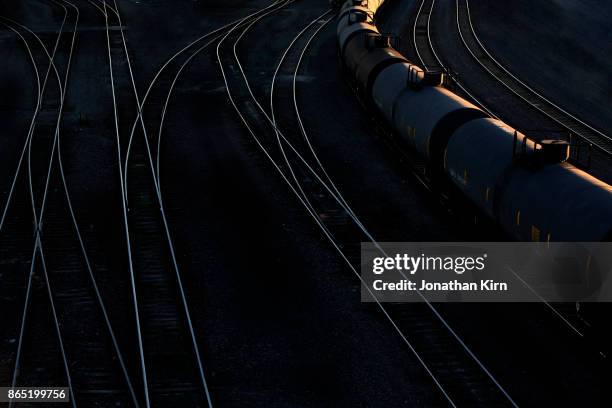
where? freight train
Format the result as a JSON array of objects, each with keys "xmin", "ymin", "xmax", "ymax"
[{"xmin": 336, "ymin": 0, "xmax": 612, "ymax": 242}]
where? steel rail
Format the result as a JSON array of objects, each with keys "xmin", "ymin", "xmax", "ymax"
[
  {"xmin": 0, "ymin": 11, "xmax": 65, "ymax": 231},
  {"xmin": 270, "ymin": 10, "xmax": 382, "ymax": 249},
  {"xmin": 0, "ymin": 22, "xmax": 42, "ymax": 402},
  {"xmin": 93, "ymin": 1, "xmax": 291, "ymax": 406},
  {"xmin": 122, "ymin": 0, "xmax": 286, "ymax": 201},
  {"xmin": 101, "ymin": 1, "xmax": 150, "ymax": 406},
  {"xmin": 158, "ymin": 0, "xmax": 360, "ymax": 226},
  {"xmin": 237, "ymin": 15, "xmax": 515, "ymax": 403},
  {"xmin": 1, "ymin": 6, "xmax": 77, "ymax": 407},
  {"xmin": 275, "ymin": 7, "xmax": 513, "ymax": 408},
  {"xmin": 154, "ymin": 31, "xmax": 233, "ymax": 193},
  {"xmin": 232, "ymin": 3, "xmax": 395, "ymax": 246},
  {"xmin": 232, "ymin": 3, "xmax": 519, "ymax": 406},
  {"xmin": 25, "ymin": 5, "xmax": 76, "ymax": 404},
  {"xmin": 5, "ymin": 2, "xmax": 140, "ymax": 404},
  {"xmin": 270, "ymin": 11, "xmax": 337, "ymax": 234},
  {"xmin": 232, "ymin": 4, "xmax": 381, "ymax": 229},
  {"xmin": 1, "ymin": 6, "xmax": 65, "ymax": 391},
  {"xmin": 50, "ymin": 1, "xmax": 141, "ymax": 403},
  {"xmin": 412, "ymin": 0, "xmax": 496, "ymax": 117},
  {"xmin": 151, "ymin": 0, "xmax": 289, "ymax": 194},
  {"xmin": 291, "ymin": 17, "xmax": 384, "ymax": 224},
  {"xmin": 219, "ymin": 4, "xmax": 466, "ymax": 406},
  {"xmin": 413, "ymin": 0, "xmax": 439, "ymax": 71},
  {"xmin": 108, "ymin": 0, "xmax": 217, "ymax": 403},
  {"xmin": 108, "ymin": 2, "xmax": 302, "ymax": 406}
]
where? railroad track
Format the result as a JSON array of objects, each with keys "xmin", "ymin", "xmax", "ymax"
[
  {"xmin": 0, "ymin": 1, "xmax": 141, "ymax": 407},
  {"xmin": 218, "ymin": 2, "xmax": 522, "ymax": 406},
  {"xmin": 2, "ymin": 0, "xmax": 512, "ymax": 406},
  {"xmin": 99, "ymin": 0, "xmax": 216, "ymax": 405},
  {"xmin": 456, "ymin": 0, "xmax": 612, "ymax": 155},
  {"xmin": 46, "ymin": 2, "xmax": 297, "ymax": 406},
  {"xmin": 0, "ymin": 5, "xmax": 80, "ymax": 406},
  {"xmin": 94, "ymin": 2, "xmax": 326, "ymax": 407},
  {"xmin": 1, "ymin": 0, "xmax": 241, "ymax": 405},
  {"xmin": 0, "ymin": 0, "xmax": 600, "ymax": 406},
  {"xmin": 412, "ymin": 0, "xmax": 442, "ymax": 71},
  {"xmin": 412, "ymin": 0, "xmax": 495, "ymax": 117}
]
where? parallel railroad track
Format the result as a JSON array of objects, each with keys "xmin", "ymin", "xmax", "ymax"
[
  {"xmin": 0, "ymin": 2, "xmax": 140, "ymax": 406},
  {"xmin": 219, "ymin": 2, "xmax": 520, "ymax": 406},
  {"xmin": 412, "ymin": 0, "xmax": 442, "ymax": 71},
  {"xmin": 412, "ymin": 0, "xmax": 496, "ymax": 117},
  {"xmin": 2, "ymin": 1, "xmax": 604, "ymax": 407},
  {"xmin": 100, "ymin": 0, "xmax": 214, "ymax": 405}
]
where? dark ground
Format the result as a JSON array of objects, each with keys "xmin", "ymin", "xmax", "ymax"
[
  {"xmin": 0, "ymin": 0, "xmax": 611, "ymax": 407},
  {"xmin": 470, "ymin": 0, "xmax": 612, "ymax": 138}
]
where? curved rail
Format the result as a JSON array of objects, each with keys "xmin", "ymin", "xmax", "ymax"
[
  {"xmin": 412, "ymin": 0, "xmax": 496, "ymax": 117},
  {"xmin": 1, "ymin": 5, "xmax": 77, "ymax": 407},
  {"xmin": 221, "ymin": 2, "xmax": 521, "ymax": 405}
]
